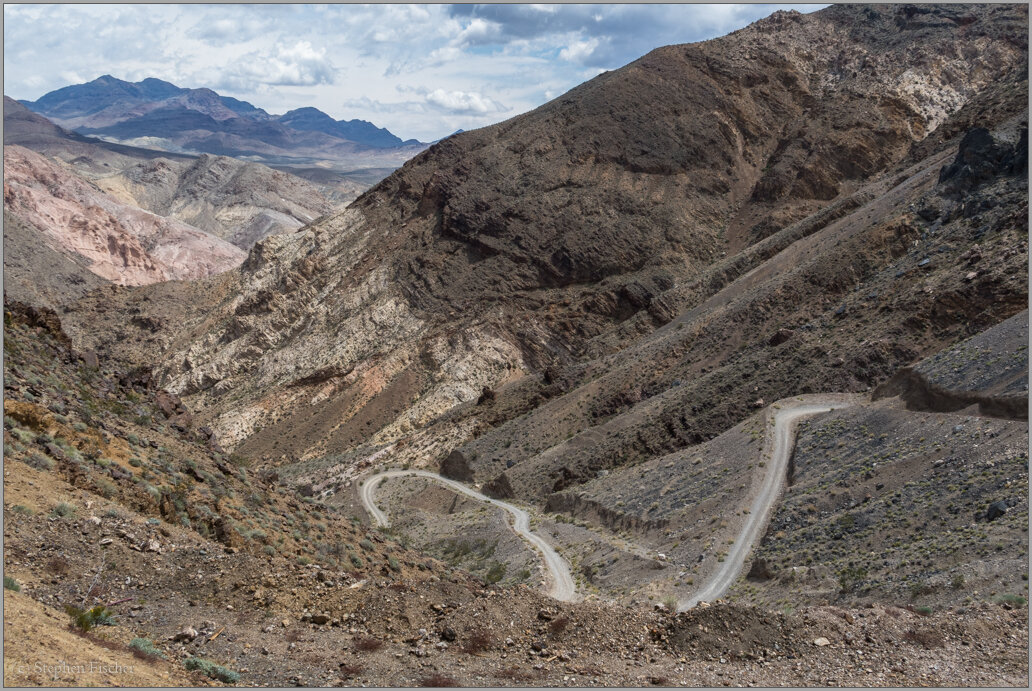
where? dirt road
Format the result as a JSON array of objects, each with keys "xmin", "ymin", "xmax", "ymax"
[
  {"xmin": 680, "ymin": 399, "xmax": 848, "ymax": 610},
  {"xmin": 360, "ymin": 469, "xmax": 577, "ymax": 602}
]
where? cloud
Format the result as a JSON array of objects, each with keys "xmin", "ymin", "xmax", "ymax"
[
  {"xmin": 219, "ymin": 41, "xmax": 337, "ymax": 89},
  {"xmin": 559, "ymin": 38, "xmax": 602, "ymax": 65},
  {"xmin": 426, "ymin": 88, "xmax": 508, "ymax": 115}
]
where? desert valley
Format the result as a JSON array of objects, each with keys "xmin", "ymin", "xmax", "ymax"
[{"xmin": 2, "ymin": 3, "xmax": 1029, "ymax": 688}]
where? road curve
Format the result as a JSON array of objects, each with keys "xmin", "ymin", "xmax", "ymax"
[
  {"xmin": 680, "ymin": 400, "xmax": 847, "ymax": 611},
  {"xmin": 359, "ymin": 469, "xmax": 577, "ymax": 602}
]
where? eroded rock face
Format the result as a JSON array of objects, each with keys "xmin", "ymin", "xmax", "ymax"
[
  {"xmin": 95, "ymin": 153, "xmax": 337, "ymax": 249},
  {"xmin": 3, "ymin": 145, "xmax": 245, "ymax": 285},
  {"xmin": 62, "ymin": 4, "xmax": 1028, "ymax": 472}
]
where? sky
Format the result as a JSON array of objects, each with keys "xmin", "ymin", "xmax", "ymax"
[{"xmin": 3, "ymin": 4, "xmax": 825, "ymax": 142}]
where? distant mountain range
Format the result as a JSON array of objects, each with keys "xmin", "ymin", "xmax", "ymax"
[{"xmin": 18, "ymin": 75, "xmax": 429, "ymax": 172}]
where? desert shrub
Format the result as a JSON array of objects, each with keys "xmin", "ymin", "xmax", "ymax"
[
  {"xmin": 183, "ymin": 657, "xmax": 239, "ymax": 683},
  {"xmin": 462, "ymin": 627, "xmax": 495, "ymax": 654},
  {"xmin": 11, "ymin": 428, "xmax": 34, "ymax": 444},
  {"xmin": 353, "ymin": 637, "xmax": 383, "ymax": 653},
  {"xmin": 359, "ymin": 539, "xmax": 375, "ymax": 552},
  {"xmin": 485, "ymin": 562, "xmax": 506, "ymax": 584},
  {"xmin": 263, "ymin": 545, "xmax": 276, "ymax": 556},
  {"xmin": 64, "ymin": 604, "xmax": 116, "ymax": 632},
  {"xmin": 419, "ymin": 674, "xmax": 459, "ymax": 687},
  {"xmin": 129, "ymin": 637, "xmax": 167, "ymax": 660},
  {"xmin": 10, "ymin": 505, "xmax": 34, "ymax": 516},
  {"xmin": 388, "ymin": 556, "xmax": 400, "ymax": 572},
  {"xmin": 297, "ymin": 555, "xmax": 311, "ymax": 566},
  {"xmin": 51, "ymin": 502, "xmax": 76, "ymax": 519},
  {"xmin": 94, "ymin": 477, "xmax": 117, "ymax": 498},
  {"xmin": 661, "ymin": 595, "xmax": 679, "ymax": 612},
  {"xmin": 951, "ymin": 573, "xmax": 966, "ymax": 589},
  {"xmin": 4, "ymin": 576, "xmax": 21, "ymax": 591},
  {"xmin": 349, "ymin": 552, "xmax": 363, "ymax": 568},
  {"xmin": 23, "ymin": 452, "xmax": 53, "ymax": 471},
  {"xmin": 993, "ymin": 594, "xmax": 1027, "ymax": 607},
  {"xmin": 837, "ymin": 565, "xmax": 867, "ymax": 593}
]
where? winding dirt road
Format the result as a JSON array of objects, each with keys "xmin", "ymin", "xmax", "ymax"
[
  {"xmin": 679, "ymin": 400, "xmax": 848, "ymax": 610},
  {"xmin": 360, "ymin": 398, "xmax": 848, "ymax": 611},
  {"xmin": 359, "ymin": 469, "xmax": 578, "ymax": 602}
]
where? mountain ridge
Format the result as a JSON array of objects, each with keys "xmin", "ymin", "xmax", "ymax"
[{"xmin": 21, "ymin": 74, "xmax": 423, "ymax": 149}]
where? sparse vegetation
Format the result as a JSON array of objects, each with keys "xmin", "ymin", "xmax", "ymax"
[
  {"xmin": 64, "ymin": 604, "xmax": 116, "ymax": 633},
  {"xmin": 129, "ymin": 637, "xmax": 167, "ymax": 660},
  {"xmin": 184, "ymin": 657, "xmax": 240, "ymax": 683}
]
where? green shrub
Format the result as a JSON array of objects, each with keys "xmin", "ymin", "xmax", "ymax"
[
  {"xmin": 10, "ymin": 505, "xmax": 34, "ymax": 516},
  {"xmin": 951, "ymin": 573, "xmax": 966, "ymax": 589},
  {"xmin": 263, "ymin": 545, "xmax": 276, "ymax": 556},
  {"xmin": 837, "ymin": 565, "xmax": 867, "ymax": 594},
  {"xmin": 11, "ymin": 428, "xmax": 34, "ymax": 444},
  {"xmin": 388, "ymin": 556, "xmax": 400, "ymax": 572},
  {"xmin": 129, "ymin": 637, "xmax": 167, "ymax": 660},
  {"xmin": 349, "ymin": 552, "xmax": 363, "ymax": 568},
  {"xmin": 485, "ymin": 562, "xmax": 506, "ymax": 584},
  {"xmin": 4, "ymin": 576, "xmax": 21, "ymax": 591},
  {"xmin": 183, "ymin": 657, "xmax": 240, "ymax": 683},
  {"xmin": 993, "ymin": 594, "xmax": 1027, "ymax": 607},
  {"xmin": 64, "ymin": 604, "xmax": 116, "ymax": 632},
  {"xmin": 129, "ymin": 457, "xmax": 142, "ymax": 467},
  {"xmin": 94, "ymin": 478, "xmax": 117, "ymax": 498},
  {"xmin": 297, "ymin": 556, "xmax": 311, "ymax": 566},
  {"xmin": 51, "ymin": 502, "xmax": 76, "ymax": 519},
  {"xmin": 23, "ymin": 453, "xmax": 53, "ymax": 471},
  {"xmin": 359, "ymin": 539, "xmax": 375, "ymax": 552}
]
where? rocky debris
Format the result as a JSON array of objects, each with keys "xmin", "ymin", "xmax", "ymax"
[
  {"xmin": 173, "ymin": 627, "xmax": 199, "ymax": 642},
  {"xmin": 814, "ymin": 637, "xmax": 831, "ymax": 647}
]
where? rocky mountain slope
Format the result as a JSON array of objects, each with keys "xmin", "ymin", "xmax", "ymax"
[
  {"xmin": 3, "ymin": 144, "xmax": 246, "ymax": 285},
  {"xmin": 4, "ymin": 4, "xmax": 1028, "ymax": 686},
  {"xmin": 2, "ymin": 299, "xmax": 1028, "ymax": 687},
  {"xmin": 64, "ymin": 4, "xmax": 1027, "ymax": 456}
]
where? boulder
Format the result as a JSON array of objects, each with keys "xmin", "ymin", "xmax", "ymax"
[
  {"xmin": 173, "ymin": 627, "xmax": 198, "ymax": 642},
  {"xmin": 985, "ymin": 500, "xmax": 1008, "ymax": 521},
  {"xmin": 746, "ymin": 558, "xmax": 774, "ymax": 581},
  {"xmin": 482, "ymin": 472, "xmax": 514, "ymax": 500},
  {"xmin": 82, "ymin": 350, "xmax": 100, "ymax": 370},
  {"xmin": 440, "ymin": 449, "xmax": 474, "ymax": 482},
  {"xmin": 768, "ymin": 328, "xmax": 795, "ymax": 346}
]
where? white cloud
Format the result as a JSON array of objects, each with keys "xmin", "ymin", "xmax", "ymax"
[
  {"xmin": 559, "ymin": 38, "xmax": 601, "ymax": 64},
  {"xmin": 220, "ymin": 41, "xmax": 337, "ymax": 89},
  {"xmin": 425, "ymin": 89, "xmax": 508, "ymax": 115}
]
